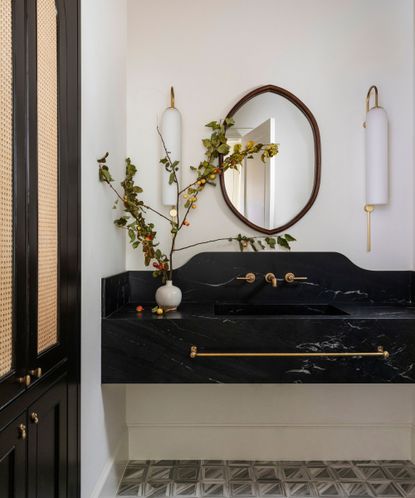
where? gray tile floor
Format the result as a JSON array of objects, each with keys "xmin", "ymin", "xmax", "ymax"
[{"xmin": 117, "ymin": 460, "xmax": 415, "ymax": 497}]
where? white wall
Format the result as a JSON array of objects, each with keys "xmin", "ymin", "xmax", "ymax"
[
  {"xmin": 126, "ymin": 0, "xmax": 414, "ymax": 271},
  {"xmin": 81, "ymin": 1, "xmax": 128, "ymax": 496},
  {"xmin": 127, "ymin": 385, "xmax": 413, "ymax": 461},
  {"xmin": 122, "ymin": 0, "xmax": 415, "ymax": 463}
]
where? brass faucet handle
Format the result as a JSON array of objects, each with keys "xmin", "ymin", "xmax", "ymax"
[
  {"xmin": 236, "ymin": 272, "xmax": 256, "ymax": 284},
  {"xmin": 284, "ymin": 272, "xmax": 308, "ymax": 284},
  {"xmin": 265, "ymin": 273, "xmax": 277, "ymax": 287}
]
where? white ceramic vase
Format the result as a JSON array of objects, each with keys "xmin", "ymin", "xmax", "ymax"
[{"xmin": 155, "ymin": 280, "xmax": 182, "ymax": 309}]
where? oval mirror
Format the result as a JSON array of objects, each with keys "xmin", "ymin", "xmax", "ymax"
[{"xmin": 220, "ymin": 85, "xmax": 321, "ymax": 234}]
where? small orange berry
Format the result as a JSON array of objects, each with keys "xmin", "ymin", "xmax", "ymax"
[
  {"xmin": 192, "ymin": 204, "xmax": 197, "ymax": 209},
  {"xmin": 136, "ymin": 305, "xmax": 144, "ymax": 312}
]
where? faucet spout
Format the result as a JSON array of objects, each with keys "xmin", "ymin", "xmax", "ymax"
[{"xmin": 265, "ymin": 272, "xmax": 277, "ymax": 287}]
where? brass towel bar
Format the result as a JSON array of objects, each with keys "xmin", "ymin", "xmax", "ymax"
[{"xmin": 190, "ymin": 345, "xmax": 389, "ymax": 359}]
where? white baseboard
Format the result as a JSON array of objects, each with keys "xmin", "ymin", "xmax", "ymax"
[
  {"xmin": 90, "ymin": 429, "xmax": 128, "ymax": 498},
  {"xmin": 128, "ymin": 423, "xmax": 412, "ymax": 462}
]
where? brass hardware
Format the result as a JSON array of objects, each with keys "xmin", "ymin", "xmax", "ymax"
[
  {"xmin": 170, "ymin": 86, "xmax": 175, "ymax": 108},
  {"xmin": 364, "ymin": 204, "xmax": 374, "ymax": 252},
  {"xmin": 363, "ymin": 85, "xmax": 381, "ymax": 128},
  {"xmin": 17, "ymin": 374, "xmax": 31, "ymax": 387},
  {"xmin": 265, "ymin": 272, "xmax": 277, "ymax": 287},
  {"xmin": 190, "ymin": 345, "xmax": 389, "ymax": 359},
  {"xmin": 366, "ymin": 85, "xmax": 379, "ymax": 113},
  {"xmin": 18, "ymin": 423, "xmax": 27, "ymax": 440},
  {"xmin": 30, "ymin": 412, "xmax": 39, "ymax": 424},
  {"xmin": 284, "ymin": 272, "xmax": 308, "ymax": 284},
  {"xmin": 29, "ymin": 367, "xmax": 42, "ymax": 378},
  {"xmin": 236, "ymin": 272, "xmax": 256, "ymax": 284}
]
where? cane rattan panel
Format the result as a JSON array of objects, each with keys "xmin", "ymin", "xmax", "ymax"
[
  {"xmin": 37, "ymin": 0, "xmax": 59, "ymax": 353},
  {"xmin": 0, "ymin": 0, "xmax": 14, "ymax": 378}
]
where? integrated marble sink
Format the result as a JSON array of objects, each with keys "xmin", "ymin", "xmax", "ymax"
[
  {"xmin": 101, "ymin": 252, "xmax": 415, "ymax": 383},
  {"xmin": 214, "ymin": 303, "xmax": 348, "ymax": 316}
]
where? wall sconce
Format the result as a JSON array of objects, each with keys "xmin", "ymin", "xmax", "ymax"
[
  {"xmin": 161, "ymin": 87, "xmax": 182, "ymax": 212},
  {"xmin": 364, "ymin": 85, "xmax": 388, "ymax": 252}
]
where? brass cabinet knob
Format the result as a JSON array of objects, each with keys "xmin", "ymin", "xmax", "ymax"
[
  {"xmin": 29, "ymin": 367, "xmax": 42, "ymax": 379},
  {"xmin": 30, "ymin": 412, "xmax": 39, "ymax": 424},
  {"xmin": 16, "ymin": 374, "xmax": 31, "ymax": 387},
  {"xmin": 284, "ymin": 272, "xmax": 308, "ymax": 284},
  {"xmin": 236, "ymin": 272, "xmax": 256, "ymax": 284},
  {"xmin": 18, "ymin": 423, "xmax": 27, "ymax": 440},
  {"xmin": 265, "ymin": 273, "xmax": 277, "ymax": 287}
]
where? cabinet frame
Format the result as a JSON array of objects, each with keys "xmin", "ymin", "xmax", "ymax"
[{"xmin": 0, "ymin": 0, "xmax": 80, "ymax": 496}]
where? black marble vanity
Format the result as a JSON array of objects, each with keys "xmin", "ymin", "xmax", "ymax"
[{"xmin": 102, "ymin": 252, "xmax": 415, "ymax": 383}]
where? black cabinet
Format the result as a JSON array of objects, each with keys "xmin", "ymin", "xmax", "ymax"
[
  {"xmin": 0, "ymin": 0, "xmax": 80, "ymax": 496},
  {"xmin": 27, "ymin": 378, "xmax": 68, "ymax": 498},
  {"xmin": 0, "ymin": 376, "xmax": 69, "ymax": 498},
  {"xmin": 0, "ymin": 413, "xmax": 27, "ymax": 498}
]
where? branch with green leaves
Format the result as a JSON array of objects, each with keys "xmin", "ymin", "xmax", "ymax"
[{"xmin": 98, "ymin": 118, "xmax": 296, "ymax": 282}]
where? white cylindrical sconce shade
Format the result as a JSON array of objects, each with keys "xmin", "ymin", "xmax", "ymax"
[
  {"xmin": 161, "ymin": 105, "xmax": 182, "ymax": 206},
  {"xmin": 365, "ymin": 106, "xmax": 388, "ymax": 205}
]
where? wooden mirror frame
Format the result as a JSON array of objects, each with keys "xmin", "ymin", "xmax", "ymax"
[{"xmin": 219, "ymin": 85, "xmax": 321, "ymax": 235}]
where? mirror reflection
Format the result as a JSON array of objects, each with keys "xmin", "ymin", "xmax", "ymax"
[{"xmin": 222, "ymin": 90, "xmax": 318, "ymax": 232}]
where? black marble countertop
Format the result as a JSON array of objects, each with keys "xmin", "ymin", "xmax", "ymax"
[
  {"xmin": 102, "ymin": 253, "xmax": 415, "ymax": 383},
  {"xmin": 105, "ymin": 302, "xmax": 415, "ymax": 321}
]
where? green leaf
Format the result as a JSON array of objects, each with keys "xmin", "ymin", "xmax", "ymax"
[
  {"xmin": 277, "ymin": 236, "xmax": 291, "ymax": 250},
  {"xmin": 265, "ymin": 237, "xmax": 276, "ymax": 249},
  {"xmin": 114, "ymin": 216, "xmax": 128, "ymax": 227},
  {"xmin": 284, "ymin": 234, "xmax": 296, "ymax": 242},
  {"xmin": 99, "ymin": 165, "xmax": 113, "ymax": 183},
  {"xmin": 249, "ymin": 240, "xmax": 258, "ymax": 252},
  {"xmin": 97, "ymin": 152, "xmax": 109, "ymax": 163},
  {"xmin": 205, "ymin": 121, "xmax": 219, "ymax": 129},
  {"xmin": 217, "ymin": 144, "xmax": 230, "ymax": 155}
]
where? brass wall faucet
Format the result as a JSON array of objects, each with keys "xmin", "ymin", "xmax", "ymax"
[
  {"xmin": 265, "ymin": 272, "xmax": 277, "ymax": 287},
  {"xmin": 236, "ymin": 272, "xmax": 256, "ymax": 284},
  {"xmin": 284, "ymin": 272, "xmax": 308, "ymax": 283}
]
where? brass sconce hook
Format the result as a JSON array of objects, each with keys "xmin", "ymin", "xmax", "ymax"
[
  {"xmin": 366, "ymin": 85, "xmax": 379, "ymax": 113},
  {"xmin": 170, "ymin": 86, "xmax": 175, "ymax": 108}
]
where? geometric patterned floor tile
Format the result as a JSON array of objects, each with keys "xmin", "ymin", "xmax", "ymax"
[{"xmin": 116, "ymin": 460, "xmax": 415, "ymax": 497}]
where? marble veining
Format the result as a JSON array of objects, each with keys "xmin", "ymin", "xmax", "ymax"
[{"xmin": 102, "ymin": 252, "xmax": 415, "ymax": 384}]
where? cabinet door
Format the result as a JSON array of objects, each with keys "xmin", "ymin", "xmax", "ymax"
[
  {"xmin": 0, "ymin": 0, "xmax": 28, "ymax": 407},
  {"xmin": 0, "ymin": 413, "xmax": 27, "ymax": 498},
  {"xmin": 27, "ymin": 0, "xmax": 68, "ymax": 377},
  {"xmin": 28, "ymin": 378, "xmax": 68, "ymax": 498}
]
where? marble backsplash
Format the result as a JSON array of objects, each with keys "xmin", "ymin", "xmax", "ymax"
[{"xmin": 102, "ymin": 252, "xmax": 414, "ymax": 317}]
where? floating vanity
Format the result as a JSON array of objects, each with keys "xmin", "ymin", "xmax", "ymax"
[{"xmin": 101, "ymin": 252, "xmax": 415, "ymax": 384}]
